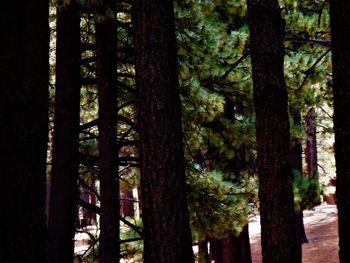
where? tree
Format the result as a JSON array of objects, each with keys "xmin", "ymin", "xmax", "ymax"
[
  {"xmin": 329, "ymin": 1, "xmax": 350, "ymax": 262},
  {"xmin": 247, "ymin": 0, "xmax": 301, "ymax": 262},
  {"xmin": 305, "ymin": 107, "xmax": 318, "ymax": 179},
  {"xmin": 96, "ymin": 3, "xmax": 120, "ymax": 262},
  {"xmin": 1, "ymin": 1, "xmax": 49, "ymax": 262},
  {"xmin": 208, "ymin": 98, "xmax": 252, "ymax": 263},
  {"xmin": 134, "ymin": 0, "xmax": 195, "ymax": 262},
  {"xmin": 47, "ymin": 1, "xmax": 81, "ymax": 262},
  {"xmin": 290, "ymin": 107, "xmax": 308, "ymax": 244}
]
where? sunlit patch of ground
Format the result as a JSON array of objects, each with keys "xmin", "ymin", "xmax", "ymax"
[{"xmin": 249, "ymin": 204, "xmax": 339, "ymax": 263}]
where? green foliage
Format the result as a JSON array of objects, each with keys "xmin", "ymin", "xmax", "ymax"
[
  {"xmin": 187, "ymin": 168, "xmax": 257, "ymax": 241},
  {"xmin": 293, "ymin": 170, "xmax": 321, "ymax": 211},
  {"xmin": 120, "ymin": 218, "xmax": 143, "ymax": 262}
]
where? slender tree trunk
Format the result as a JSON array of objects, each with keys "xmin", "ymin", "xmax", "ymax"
[
  {"xmin": 329, "ymin": 1, "xmax": 350, "ymax": 262},
  {"xmin": 48, "ymin": 2, "xmax": 81, "ymax": 263},
  {"xmin": 290, "ymin": 107, "xmax": 308, "ymax": 244},
  {"xmin": 121, "ymin": 186, "xmax": 135, "ymax": 217},
  {"xmin": 1, "ymin": 2, "xmax": 49, "ymax": 262},
  {"xmin": 198, "ymin": 239, "xmax": 210, "ymax": 263},
  {"xmin": 96, "ymin": 7, "xmax": 120, "ymax": 263},
  {"xmin": 134, "ymin": 0, "xmax": 195, "ymax": 262},
  {"xmin": 247, "ymin": 0, "xmax": 301, "ymax": 262},
  {"xmin": 305, "ymin": 107, "xmax": 318, "ymax": 179}
]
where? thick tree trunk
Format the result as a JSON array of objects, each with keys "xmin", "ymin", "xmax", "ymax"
[
  {"xmin": 1, "ymin": 2, "xmax": 49, "ymax": 262},
  {"xmin": 247, "ymin": 0, "xmax": 301, "ymax": 262},
  {"xmin": 48, "ymin": 2, "xmax": 81, "ymax": 263},
  {"xmin": 329, "ymin": 1, "xmax": 350, "ymax": 262},
  {"xmin": 305, "ymin": 108, "xmax": 318, "ymax": 179},
  {"xmin": 135, "ymin": 0, "xmax": 195, "ymax": 262},
  {"xmin": 96, "ymin": 8, "xmax": 120, "ymax": 263}
]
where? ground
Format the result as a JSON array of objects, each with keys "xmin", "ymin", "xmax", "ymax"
[{"xmin": 249, "ymin": 204, "xmax": 339, "ymax": 263}]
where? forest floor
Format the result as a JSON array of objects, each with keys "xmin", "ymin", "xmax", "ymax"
[{"xmin": 249, "ymin": 204, "xmax": 339, "ymax": 263}]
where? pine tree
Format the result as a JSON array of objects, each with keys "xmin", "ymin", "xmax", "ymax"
[
  {"xmin": 48, "ymin": 1, "xmax": 81, "ymax": 262},
  {"xmin": 329, "ymin": 1, "xmax": 350, "ymax": 262},
  {"xmin": 96, "ymin": 2, "xmax": 120, "ymax": 262},
  {"xmin": 247, "ymin": 0, "xmax": 301, "ymax": 262},
  {"xmin": 1, "ymin": 1, "xmax": 49, "ymax": 262},
  {"xmin": 134, "ymin": 0, "xmax": 195, "ymax": 261}
]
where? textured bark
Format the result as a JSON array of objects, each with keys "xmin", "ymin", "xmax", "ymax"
[
  {"xmin": 247, "ymin": 0, "xmax": 301, "ymax": 262},
  {"xmin": 48, "ymin": 2, "xmax": 81, "ymax": 263},
  {"xmin": 0, "ymin": 1, "xmax": 49, "ymax": 262},
  {"xmin": 135, "ymin": 0, "xmax": 195, "ymax": 262},
  {"xmin": 305, "ymin": 108, "xmax": 318, "ymax": 179},
  {"xmin": 329, "ymin": 1, "xmax": 350, "ymax": 262},
  {"xmin": 96, "ymin": 10, "xmax": 120, "ymax": 263}
]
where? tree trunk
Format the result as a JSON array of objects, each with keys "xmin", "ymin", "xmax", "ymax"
[
  {"xmin": 305, "ymin": 107, "xmax": 318, "ymax": 179},
  {"xmin": 1, "ymin": 2, "xmax": 49, "ymax": 262},
  {"xmin": 329, "ymin": 1, "xmax": 350, "ymax": 262},
  {"xmin": 198, "ymin": 239, "xmax": 210, "ymax": 263},
  {"xmin": 221, "ymin": 226, "xmax": 252, "ymax": 263},
  {"xmin": 121, "ymin": 186, "xmax": 135, "ymax": 217},
  {"xmin": 290, "ymin": 107, "xmax": 308, "ymax": 244},
  {"xmin": 96, "ymin": 7, "xmax": 120, "ymax": 263},
  {"xmin": 134, "ymin": 0, "xmax": 195, "ymax": 262},
  {"xmin": 48, "ymin": 2, "xmax": 81, "ymax": 263},
  {"xmin": 247, "ymin": 0, "xmax": 301, "ymax": 262}
]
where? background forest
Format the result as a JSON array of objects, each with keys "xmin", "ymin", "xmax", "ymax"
[{"xmin": 2, "ymin": 0, "xmax": 349, "ymax": 263}]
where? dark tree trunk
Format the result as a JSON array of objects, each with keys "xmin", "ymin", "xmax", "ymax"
[
  {"xmin": 121, "ymin": 186, "xmax": 135, "ymax": 217},
  {"xmin": 134, "ymin": 0, "xmax": 195, "ymax": 262},
  {"xmin": 290, "ymin": 108, "xmax": 303, "ymax": 174},
  {"xmin": 1, "ymin": 2, "xmax": 49, "ymax": 262},
  {"xmin": 80, "ymin": 185, "xmax": 97, "ymax": 226},
  {"xmin": 305, "ymin": 107, "xmax": 318, "ymax": 179},
  {"xmin": 290, "ymin": 107, "xmax": 308, "ymax": 244},
  {"xmin": 48, "ymin": 2, "xmax": 81, "ymax": 263},
  {"xmin": 198, "ymin": 239, "xmax": 210, "ymax": 263},
  {"xmin": 209, "ymin": 239, "xmax": 223, "ymax": 263},
  {"xmin": 96, "ymin": 7, "xmax": 120, "ymax": 263},
  {"xmin": 329, "ymin": 1, "xmax": 350, "ymax": 262},
  {"xmin": 247, "ymin": 0, "xmax": 301, "ymax": 262},
  {"xmin": 221, "ymin": 226, "xmax": 252, "ymax": 263}
]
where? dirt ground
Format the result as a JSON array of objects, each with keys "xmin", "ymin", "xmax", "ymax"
[{"xmin": 250, "ymin": 205, "xmax": 339, "ymax": 263}]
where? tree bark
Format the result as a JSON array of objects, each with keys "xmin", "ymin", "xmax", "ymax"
[
  {"xmin": 305, "ymin": 107, "xmax": 318, "ymax": 179},
  {"xmin": 247, "ymin": 0, "xmax": 301, "ymax": 262},
  {"xmin": 134, "ymin": 0, "xmax": 195, "ymax": 262},
  {"xmin": 48, "ymin": 2, "xmax": 81, "ymax": 263},
  {"xmin": 1, "ymin": 1, "xmax": 49, "ymax": 262},
  {"xmin": 96, "ymin": 7, "xmax": 120, "ymax": 263},
  {"xmin": 329, "ymin": 1, "xmax": 350, "ymax": 262}
]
